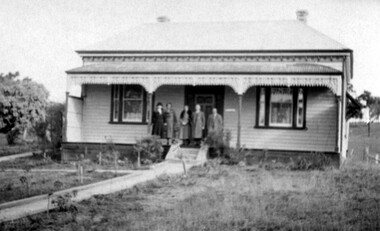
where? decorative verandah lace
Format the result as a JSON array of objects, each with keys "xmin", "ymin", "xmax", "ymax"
[{"xmin": 66, "ymin": 74, "xmax": 342, "ymax": 96}]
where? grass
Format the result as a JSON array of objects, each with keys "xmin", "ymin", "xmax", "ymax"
[
  {"xmin": 2, "ymin": 124, "xmax": 380, "ymax": 230},
  {"xmin": 2, "ymin": 160, "xmax": 380, "ymax": 231},
  {"xmin": 0, "ymin": 154, "xmax": 144, "ymax": 171},
  {"xmin": 348, "ymin": 123, "xmax": 380, "ymax": 160},
  {"xmin": 0, "ymin": 170, "xmax": 124, "ymax": 204}
]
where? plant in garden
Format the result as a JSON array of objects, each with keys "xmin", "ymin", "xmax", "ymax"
[
  {"xmin": 175, "ymin": 147, "xmax": 187, "ymax": 177},
  {"xmin": 204, "ymin": 129, "xmax": 232, "ymax": 158},
  {"xmin": 46, "ymin": 102, "xmax": 64, "ymax": 151},
  {"xmin": 289, "ymin": 152, "xmax": 331, "ymax": 171},
  {"xmin": 19, "ymin": 175, "xmax": 30, "ymax": 196},
  {"xmin": 133, "ymin": 135, "xmax": 163, "ymax": 168},
  {"xmin": 33, "ymin": 121, "xmax": 48, "ymax": 152},
  {"xmin": 76, "ymin": 153, "xmax": 85, "ymax": 183},
  {"xmin": 54, "ymin": 180, "xmax": 64, "ymax": 190},
  {"xmin": 52, "ymin": 192, "xmax": 78, "ymax": 215},
  {"xmin": 105, "ymin": 137, "xmax": 120, "ymax": 175}
]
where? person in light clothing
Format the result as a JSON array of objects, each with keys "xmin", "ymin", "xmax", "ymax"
[
  {"xmin": 164, "ymin": 103, "xmax": 177, "ymax": 144},
  {"xmin": 192, "ymin": 104, "xmax": 205, "ymax": 146},
  {"xmin": 179, "ymin": 105, "xmax": 192, "ymax": 145},
  {"xmin": 207, "ymin": 108, "xmax": 223, "ymax": 135}
]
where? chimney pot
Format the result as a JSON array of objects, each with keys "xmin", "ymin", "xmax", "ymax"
[
  {"xmin": 296, "ymin": 10, "xmax": 308, "ymax": 23},
  {"xmin": 157, "ymin": 16, "xmax": 170, "ymax": 23}
]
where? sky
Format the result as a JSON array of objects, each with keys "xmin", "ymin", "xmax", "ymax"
[{"xmin": 1, "ymin": 0, "xmax": 379, "ymax": 102}]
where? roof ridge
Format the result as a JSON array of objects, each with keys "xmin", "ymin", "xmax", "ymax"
[
  {"xmin": 141, "ymin": 19, "xmax": 298, "ymax": 25},
  {"xmin": 298, "ymin": 23, "xmax": 348, "ymax": 49}
]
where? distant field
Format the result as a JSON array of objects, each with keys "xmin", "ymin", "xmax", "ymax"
[{"xmin": 348, "ymin": 123, "xmax": 380, "ymax": 160}]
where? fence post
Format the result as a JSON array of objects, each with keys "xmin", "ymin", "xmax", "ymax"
[{"xmin": 364, "ymin": 147, "xmax": 370, "ymax": 163}]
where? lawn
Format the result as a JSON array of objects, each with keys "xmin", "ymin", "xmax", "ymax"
[
  {"xmin": 0, "ymin": 154, "xmax": 141, "ymax": 171},
  {"xmin": 2, "ymin": 159, "xmax": 380, "ymax": 231},
  {"xmin": 2, "ymin": 124, "xmax": 380, "ymax": 230},
  {"xmin": 0, "ymin": 170, "xmax": 125, "ymax": 204},
  {"xmin": 348, "ymin": 122, "xmax": 380, "ymax": 159}
]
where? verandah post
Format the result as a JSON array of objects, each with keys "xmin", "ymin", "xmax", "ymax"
[
  {"xmin": 147, "ymin": 92, "xmax": 153, "ymax": 134},
  {"xmin": 237, "ymin": 94, "xmax": 243, "ymax": 148}
]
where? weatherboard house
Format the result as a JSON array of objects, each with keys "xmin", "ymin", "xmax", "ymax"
[{"xmin": 64, "ymin": 15, "xmax": 354, "ymax": 163}]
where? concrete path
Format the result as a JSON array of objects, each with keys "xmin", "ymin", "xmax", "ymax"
[
  {"xmin": 0, "ymin": 159, "xmax": 206, "ymax": 222},
  {"xmin": 3, "ymin": 168, "xmax": 144, "ymax": 174},
  {"xmin": 0, "ymin": 151, "xmax": 34, "ymax": 162}
]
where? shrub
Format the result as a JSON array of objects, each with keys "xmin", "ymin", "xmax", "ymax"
[
  {"xmin": 46, "ymin": 103, "xmax": 64, "ymax": 150},
  {"xmin": 204, "ymin": 130, "xmax": 231, "ymax": 158},
  {"xmin": 220, "ymin": 146, "xmax": 250, "ymax": 165},
  {"xmin": 6, "ymin": 128, "xmax": 20, "ymax": 145},
  {"xmin": 289, "ymin": 152, "xmax": 331, "ymax": 171},
  {"xmin": 52, "ymin": 192, "xmax": 78, "ymax": 213},
  {"xmin": 134, "ymin": 136, "xmax": 164, "ymax": 168}
]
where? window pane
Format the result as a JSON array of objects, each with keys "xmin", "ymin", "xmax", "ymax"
[
  {"xmin": 122, "ymin": 100, "xmax": 142, "ymax": 122},
  {"xmin": 258, "ymin": 88, "xmax": 266, "ymax": 126},
  {"xmin": 269, "ymin": 88, "xmax": 293, "ymax": 127},
  {"xmin": 124, "ymin": 86, "xmax": 142, "ymax": 99},
  {"xmin": 113, "ymin": 100, "xmax": 119, "ymax": 121},
  {"xmin": 296, "ymin": 88, "xmax": 304, "ymax": 127},
  {"xmin": 114, "ymin": 85, "xmax": 119, "ymax": 99}
]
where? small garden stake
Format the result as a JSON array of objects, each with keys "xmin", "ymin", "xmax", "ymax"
[
  {"xmin": 77, "ymin": 154, "xmax": 85, "ymax": 184},
  {"xmin": 47, "ymin": 192, "xmax": 53, "ymax": 218}
]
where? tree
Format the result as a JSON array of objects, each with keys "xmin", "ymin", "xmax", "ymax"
[
  {"xmin": 0, "ymin": 72, "xmax": 49, "ymax": 144},
  {"xmin": 359, "ymin": 90, "xmax": 380, "ymax": 119}
]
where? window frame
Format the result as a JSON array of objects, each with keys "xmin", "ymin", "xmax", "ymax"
[
  {"xmin": 110, "ymin": 85, "xmax": 147, "ymax": 124},
  {"xmin": 255, "ymin": 86, "xmax": 307, "ymax": 130}
]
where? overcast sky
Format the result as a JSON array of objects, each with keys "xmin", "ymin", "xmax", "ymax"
[{"xmin": 1, "ymin": 0, "xmax": 379, "ymax": 102}]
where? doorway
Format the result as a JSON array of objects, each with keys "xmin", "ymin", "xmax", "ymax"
[
  {"xmin": 195, "ymin": 94, "xmax": 215, "ymax": 136},
  {"xmin": 185, "ymin": 86, "xmax": 225, "ymax": 137}
]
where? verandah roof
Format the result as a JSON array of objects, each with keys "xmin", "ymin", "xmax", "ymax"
[{"xmin": 66, "ymin": 62, "xmax": 340, "ymax": 74}]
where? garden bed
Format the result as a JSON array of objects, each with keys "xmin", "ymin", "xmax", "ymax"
[
  {"xmin": 0, "ymin": 154, "xmax": 153, "ymax": 171},
  {"xmin": 0, "ymin": 170, "xmax": 127, "ymax": 204}
]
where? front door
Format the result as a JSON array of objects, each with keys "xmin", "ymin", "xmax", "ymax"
[
  {"xmin": 185, "ymin": 86, "xmax": 225, "ymax": 137},
  {"xmin": 195, "ymin": 94, "xmax": 215, "ymax": 137}
]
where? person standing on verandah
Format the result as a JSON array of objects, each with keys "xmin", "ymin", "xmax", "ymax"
[
  {"xmin": 164, "ymin": 103, "xmax": 177, "ymax": 144},
  {"xmin": 179, "ymin": 105, "xmax": 192, "ymax": 145},
  {"xmin": 192, "ymin": 104, "xmax": 205, "ymax": 146},
  {"xmin": 207, "ymin": 108, "xmax": 223, "ymax": 135},
  {"xmin": 152, "ymin": 102, "xmax": 165, "ymax": 138}
]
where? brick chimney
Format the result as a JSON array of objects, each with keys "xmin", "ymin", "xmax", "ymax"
[
  {"xmin": 157, "ymin": 16, "xmax": 170, "ymax": 23},
  {"xmin": 296, "ymin": 10, "xmax": 308, "ymax": 23}
]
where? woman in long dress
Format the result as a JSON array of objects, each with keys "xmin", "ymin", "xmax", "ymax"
[
  {"xmin": 164, "ymin": 103, "xmax": 177, "ymax": 144},
  {"xmin": 192, "ymin": 104, "xmax": 205, "ymax": 146},
  {"xmin": 152, "ymin": 103, "xmax": 165, "ymax": 138},
  {"xmin": 179, "ymin": 105, "xmax": 192, "ymax": 145}
]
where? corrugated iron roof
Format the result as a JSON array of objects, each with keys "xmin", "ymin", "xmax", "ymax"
[
  {"xmin": 79, "ymin": 20, "xmax": 348, "ymax": 52},
  {"xmin": 66, "ymin": 62, "xmax": 341, "ymax": 74}
]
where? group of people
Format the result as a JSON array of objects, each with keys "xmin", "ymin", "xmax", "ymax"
[{"xmin": 151, "ymin": 103, "xmax": 223, "ymax": 145}]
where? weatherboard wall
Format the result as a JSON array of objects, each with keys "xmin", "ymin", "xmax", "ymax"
[
  {"xmin": 66, "ymin": 96, "xmax": 83, "ymax": 142},
  {"xmin": 76, "ymin": 84, "xmax": 337, "ymax": 152},
  {"xmin": 79, "ymin": 85, "xmax": 184, "ymax": 143},
  {"xmin": 81, "ymin": 85, "xmax": 146, "ymax": 143},
  {"xmin": 224, "ymin": 86, "xmax": 338, "ymax": 152}
]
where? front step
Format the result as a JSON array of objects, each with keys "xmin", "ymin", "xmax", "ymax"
[
  {"xmin": 180, "ymin": 148, "xmax": 199, "ymax": 160},
  {"xmin": 165, "ymin": 145, "xmax": 200, "ymax": 161}
]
